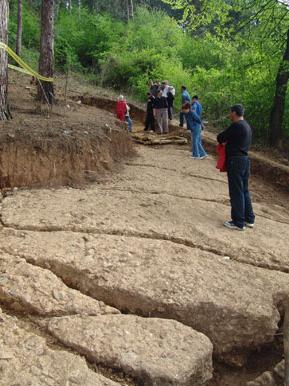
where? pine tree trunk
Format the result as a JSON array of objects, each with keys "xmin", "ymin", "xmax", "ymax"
[
  {"xmin": 16, "ymin": 0, "xmax": 22, "ymax": 56},
  {"xmin": 128, "ymin": 0, "xmax": 134, "ymax": 19},
  {"xmin": 268, "ymin": 28, "xmax": 289, "ymax": 146},
  {"xmin": 68, "ymin": 0, "xmax": 72, "ymax": 12},
  {"xmin": 37, "ymin": 0, "xmax": 55, "ymax": 105},
  {"xmin": 0, "ymin": 0, "xmax": 11, "ymax": 120},
  {"xmin": 78, "ymin": 0, "xmax": 81, "ymax": 21}
]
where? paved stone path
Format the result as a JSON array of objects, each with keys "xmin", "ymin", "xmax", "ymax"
[{"xmin": 1, "ymin": 145, "xmax": 289, "ymax": 385}]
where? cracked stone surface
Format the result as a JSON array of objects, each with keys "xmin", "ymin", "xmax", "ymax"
[
  {"xmin": 2, "ymin": 184, "xmax": 289, "ymax": 272},
  {"xmin": 0, "ymin": 254, "xmax": 119, "ymax": 316},
  {"xmin": 0, "ymin": 308, "xmax": 120, "ymax": 386},
  {"xmin": 48, "ymin": 314, "xmax": 213, "ymax": 386},
  {"xmin": 1, "ymin": 145, "xmax": 289, "ymax": 381},
  {"xmin": 2, "ymin": 229, "xmax": 289, "ymax": 363}
]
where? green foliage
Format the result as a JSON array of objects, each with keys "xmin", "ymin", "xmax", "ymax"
[{"xmin": 7, "ymin": 0, "xmax": 289, "ymax": 142}]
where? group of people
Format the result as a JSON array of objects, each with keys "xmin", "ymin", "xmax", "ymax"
[
  {"xmin": 145, "ymin": 80, "xmax": 175, "ymax": 134},
  {"xmin": 144, "ymin": 82, "xmax": 208, "ymax": 159},
  {"xmin": 115, "ymin": 85, "xmax": 255, "ymax": 232}
]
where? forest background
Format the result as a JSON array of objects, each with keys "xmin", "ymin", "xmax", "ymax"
[{"xmin": 7, "ymin": 0, "xmax": 289, "ymax": 145}]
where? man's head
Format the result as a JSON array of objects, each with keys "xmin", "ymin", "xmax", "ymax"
[
  {"xmin": 192, "ymin": 95, "xmax": 199, "ymax": 102},
  {"xmin": 230, "ymin": 104, "xmax": 244, "ymax": 122},
  {"xmin": 181, "ymin": 85, "xmax": 187, "ymax": 91}
]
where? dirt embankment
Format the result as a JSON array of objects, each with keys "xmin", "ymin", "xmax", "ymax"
[{"xmin": 0, "ymin": 79, "xmax": 134, "ymax": 189}]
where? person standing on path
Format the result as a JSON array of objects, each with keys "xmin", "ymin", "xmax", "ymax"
[
  {"xmin": 192, "ymin": 95, "xmax": 203, "ymax": 125},
  {"xmin": 217, "ymin": 104, "xmax": 255, "ymax": 231},
  {"xmin": 144, "ymin": 92, "xmax": 155, "ymax": 132},
  {"xmin": 180, "ymin": 86, "xmax": 191, "ymax": 128},
  {"xmin": 183, "ymin": 102, "xmax": 207, "ymax": 159},
  {"xmin": 125, "ymin": 102, "xmax": 133, "ymax": 132},
  {"xmin": 167, "ymin": 86, "xmax": 175, "ymax": 121},
  {"xmin": 153, "ymin": 89, "xmax": 169, "ymax": 134}
]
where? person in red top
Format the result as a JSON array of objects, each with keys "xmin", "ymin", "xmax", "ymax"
[{"xmin": 116, "ymin": 95, "xmax": 127, "ymax": 121}]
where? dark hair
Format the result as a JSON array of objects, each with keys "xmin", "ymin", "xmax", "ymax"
[
  {"xmin": 231, "ymin": 104, "xmax": 244, "ymax": 117},
  {"xmin": 182, "ymin": 102, "xmax": 191, "ymax": 110},
  {"xmin": 192, "ymin": 95, "xmax": 198, "ymax": 100},
  {"xmin": 181, "ymin": 85, "xmax": 186, "ymax": 90}
]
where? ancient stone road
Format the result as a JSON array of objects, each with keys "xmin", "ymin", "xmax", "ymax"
[{"xmin": 1, "ymin": 145, "xmax": 289, "ymax": 385}]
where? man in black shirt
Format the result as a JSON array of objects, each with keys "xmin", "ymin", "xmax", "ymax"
[
  {"xmin": 144, "ymin": 93, "xmax": 155, "ymax": 131},
  {"xmin": 217, "ymin": 104, "xmax": 255, "ymax": 231},
  {"xmin": 153, "ymin": 90, "xmax": 169, "ymax": 134}
]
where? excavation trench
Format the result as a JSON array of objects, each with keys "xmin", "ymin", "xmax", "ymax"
[{"xmin": 1, "ymin": 91, "xmax": 289, "ymax": 385}]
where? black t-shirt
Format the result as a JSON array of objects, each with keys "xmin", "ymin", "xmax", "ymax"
[
  {"xmin": 147, "ymin": 96, "xmax": 155, "ymax": 114},
  {"xmin": 167, "ymin": 92, "xmax": 174, "ymax": 106},
  {"xmin": 217, "ymin": 120, "xmax": 252, "ymax": 158},
  {"xmin": 153, "ymin": 96, "xmax": 168, "ymax": 110}
]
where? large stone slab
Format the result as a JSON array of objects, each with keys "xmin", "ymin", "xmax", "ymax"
[
  {"xmin": 2, "ymin": 186, "xmax": 289, "ymax": 272},
  {"xmin": 0, "ymin": 254, "xmax": 118, "ymax": 316},
  {"xmin": 48, "ymin": 314, "xmax": 213, "ymax": 386},
  {"xmin": 105, "ymin": 162, "xmax": 229, "ymax": 202},
  {"xmin": 3, "ymin": 229, "xmax": 289, "ymax": 363},
  {"xmin": 0, "ymin": 310, "xmax": 120, "ymax": 386}
]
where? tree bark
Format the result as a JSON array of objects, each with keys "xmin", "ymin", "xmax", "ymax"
[
  {"xmin": 16, "ymin": 0, "xmax": 22, "ymax": 56},
  {"xmin": 78, "ymin": 0, "xmax": 81, "ymax": 21},
  {"xmin": 0, "ymin": 0, "xmax": 11, "ymax": 120},
  {"xmin": 268, "ymin": 28, "xmax": 289, "ymax": 146},
  {"xmin": 37, "ymin": 0, "xmax": 55, "ymax": 105},
  {"xmin": 284, "ymin": 299, "xmax": 289, "ymax": 386},
  {"xmin": 126, "ymin": 0, "xmax": 134, "ymax": 20},
  {"xmin": 128, "ymin": 0, "xmax": 134, "ymax": 19}
]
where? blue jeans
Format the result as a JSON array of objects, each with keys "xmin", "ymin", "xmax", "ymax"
[
  {"xmin": 125, "ymin": 116, "xmax": 132, "ymax": 132},
  {"xmin": 191, "ymin": 124, "xmax": 207, "ymax": 158},
  {"xmin": 227, "ymin": 156, "xmax": 255, "ymax": 228}
]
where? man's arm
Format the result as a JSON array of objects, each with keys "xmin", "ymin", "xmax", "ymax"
[{"xmin": 217, "ymin": 125, "xmax": 233, "ymax": 144}]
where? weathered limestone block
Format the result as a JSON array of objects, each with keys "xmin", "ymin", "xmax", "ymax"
[
  {"xmin": 0, "ymin": 254, "xmax": 118, "ymax": 316},
  {"xmin": 48, "ymin": 314, "xmax": 213, "ymax": 386},
  {"xmin": 2, "ymin": 186, "xmax": 289, "ymax": 272},
  {"xmin": 2, "ymin": 230, "xmax": 289, "ymax": 364},
  {"xmin": 0, "ymin": 310, "xmax": 120, "ymax": 386}
]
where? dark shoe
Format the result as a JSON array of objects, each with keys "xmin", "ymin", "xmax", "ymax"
[{"xmin": 224, "ymin": 221, "xmax": 245, "ymax": 231}]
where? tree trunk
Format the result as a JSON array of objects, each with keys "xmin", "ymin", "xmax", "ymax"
[
  {"xmin": 68, "ymin": 0, "xmax": 72, "ymax": 12},
  {"xmin": 0, "ymin": 0, "xmax": 11, "ymax": 120},
  {"xmin": 268, "ymin": 28, "xmax": 289, "ymax": 146},
  {"xmin": 16, "ymin": 0, "xmax": 22, "ymax": 56},
  {"xmin": 128, "ymin": 0, "xmax": 134, "ymax": 19},
  {"xmin": 78, "ymin": 0, "xmax": 81, "ymax": 21},
  {"xmin": 284, "ymin": 299, "xmax": 289, "ymax": 386},
  {"xmin": 125, "ymin": 0, "xmax": 134, "ymax": 20},
  {"xmin": 37, "ymin": 0, "xmax": 55, "ymax": 105}
]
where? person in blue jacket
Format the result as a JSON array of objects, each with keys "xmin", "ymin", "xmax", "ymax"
[
  {"xmin": 182, "ymin": 102, "xmax": 208, "ymax": 159},
  {"xmin": 179, "ymin": 86, "xmax": 191, "ymax": 127}
]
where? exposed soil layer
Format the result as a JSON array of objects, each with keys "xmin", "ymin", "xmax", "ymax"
[{"xmin": 0, "ymin": 76, "xmax": 134, "ymax": 189}]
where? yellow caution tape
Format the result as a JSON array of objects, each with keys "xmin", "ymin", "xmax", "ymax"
[
  {"xmin": 0, "ymin": 42, "xmax": 53, "ymax": 82},
  {"xmin": 8, "ymin": 63, "xmax": 34, "ymax": 76}
]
